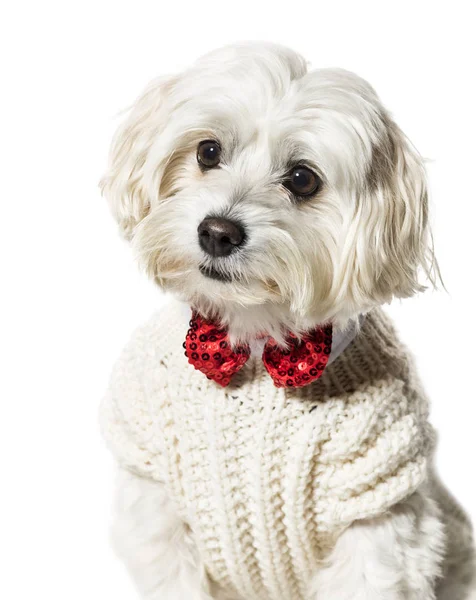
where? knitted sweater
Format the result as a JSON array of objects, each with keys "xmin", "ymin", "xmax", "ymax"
[{"xmin": 101, "ymin": 300, "xmax": 435, "ymax": 600}]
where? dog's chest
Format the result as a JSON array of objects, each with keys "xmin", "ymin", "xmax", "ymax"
[
  {"xmin": 101, "ymin": 304, "xmax": 433, "ymax": 599},
  {"xmin": 154, "ymin": 354, "xmax": 429, "ymax": 600},
  {"xmin": 164, "ymin": 376, "xmax": 330, "ymax": 599}
]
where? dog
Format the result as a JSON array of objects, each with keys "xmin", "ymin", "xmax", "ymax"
[{"xmin": 100, "ymin": 42, "xmax": 475, "ymax": 600}]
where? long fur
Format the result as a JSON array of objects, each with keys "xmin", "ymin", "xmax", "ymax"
[
  {"xmin": 101, "ymin": 42, "xmax": 438, "ymax": 344},
  {"xmin": 100, "ymin": 43, "xmax": 471, "ymax": 599},
  {"xmin": 114, "ymin": 471, "xmax": 476, "ymax": 599}
]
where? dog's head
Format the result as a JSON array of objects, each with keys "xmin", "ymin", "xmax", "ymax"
[{"xmin": 101, "ymin": 42, "xmax": 437, "ymax": 341}]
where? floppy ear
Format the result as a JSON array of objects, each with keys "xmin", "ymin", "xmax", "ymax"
[
  {"xmin": 100, "ymin": 75, "xmax": 177, "ymax": 239},
  {"xmin": 340, "ymin": 116, "xmax": 439, "ymax": 308}
]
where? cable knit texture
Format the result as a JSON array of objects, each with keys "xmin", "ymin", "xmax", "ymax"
[{"xmin": 101, "ymin": 301, "xmax": 436, "ymax": 600}]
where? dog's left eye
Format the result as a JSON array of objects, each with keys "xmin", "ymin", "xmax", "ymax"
[
  {"xmin": 284, "ymin": 166, "xmax": 321, "ymax": 198},
  {"xmin": 197, "ymin": 140, "xmax": 221, "ymax": 169}
]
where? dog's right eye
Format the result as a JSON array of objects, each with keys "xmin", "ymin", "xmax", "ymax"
[{"xmin": 197, "ymin": 140, "xmax": 221, "ymax": 169}]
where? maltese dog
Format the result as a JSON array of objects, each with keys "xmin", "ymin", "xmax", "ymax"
[{"xmin": 100, "ymin": 43, "xmax": 475, "ymax": 600}]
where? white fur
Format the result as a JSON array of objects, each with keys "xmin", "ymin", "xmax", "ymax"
[
  {"xmin": 309, "ymin": 490, "xmax": 445, "ymax": 599},
  {"xmin": 101, "ymin": 42, "xmax": 438, "ymax": 344},
  {"xmin": 102, "ymin": 43, "xmax": 473, "ymax": 599},
  {"xmin": 114, "ymin": 471, "xmax": 475, "ymax": 600},
  {"xmin": 113, "ymin": 468, "xmax": 239, "ymax": 600}
]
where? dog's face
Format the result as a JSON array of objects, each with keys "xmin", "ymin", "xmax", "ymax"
[{"xmin": 102, "ymin": 43, "xmax": 435, "ymax": 341}]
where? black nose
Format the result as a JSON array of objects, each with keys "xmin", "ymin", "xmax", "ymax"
[{"xmin": 198, "ymin": 217, "xmax": 245, "ymax": 257}]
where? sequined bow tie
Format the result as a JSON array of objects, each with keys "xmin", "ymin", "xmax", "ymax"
[{"xmin": 183, "ymin": 312, "xmax": 333, "ymax": 388}]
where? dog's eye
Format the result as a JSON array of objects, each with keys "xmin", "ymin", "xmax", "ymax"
[
  {"xmin": 197, "ymin": 140, "xmax": 221, "ymax": 169},
  {"xmin": 285, "ymin": 167, "xmax": 321, "ymax": 198}
]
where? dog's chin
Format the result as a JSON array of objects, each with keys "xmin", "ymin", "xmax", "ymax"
[{"xmin": 199, "ymin": 264, "xmax": 234, "ymax": 283}]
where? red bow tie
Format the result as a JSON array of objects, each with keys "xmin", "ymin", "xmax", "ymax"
[{"xmin": 183, "ymin": 312, "xmax": 333, "ymax": 388}]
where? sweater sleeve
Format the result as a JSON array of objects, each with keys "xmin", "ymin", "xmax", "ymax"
[{"xmin": 99, "ymin": 311, "xmax": 173, "ymax": 481}]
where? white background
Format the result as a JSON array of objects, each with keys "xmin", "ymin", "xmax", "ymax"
[{"xmin": 1, "ymin": 1, "xmax": 475, "ymax": 598}]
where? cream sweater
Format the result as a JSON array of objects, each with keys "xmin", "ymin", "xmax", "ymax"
[{"xmin": 101, "ymin": 301, "xmax": 436, "ymax": 600}]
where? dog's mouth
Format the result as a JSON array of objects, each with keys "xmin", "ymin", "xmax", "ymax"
[{"xmin": 199, "ymin": 264, "xmax": 233, "ymax": 283}]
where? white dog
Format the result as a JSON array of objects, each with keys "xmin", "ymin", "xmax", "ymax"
[{"xmin": 100, "ymin": 43, "xmax": 475, "ymax": 600}]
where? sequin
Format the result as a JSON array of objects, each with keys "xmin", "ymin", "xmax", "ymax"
[
  {"xmin": 262, "ymin": 327, "xmax": 333, "ymax": 388},
  {"xmin": 184, "ymin": 312, "xmax": 250, "ymax": 387},
  {"xmin": 184, "ymin": 311, "xmax": 333, "ymax": 389}
]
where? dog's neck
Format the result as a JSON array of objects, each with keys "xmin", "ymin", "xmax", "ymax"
[
  {"xmin": 180, "ymin": 301, "xmax": 363, "ymax": 365},
  {"xmin": 221, "ymin": 304, "xmax": 300, "ymax": 347}
]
